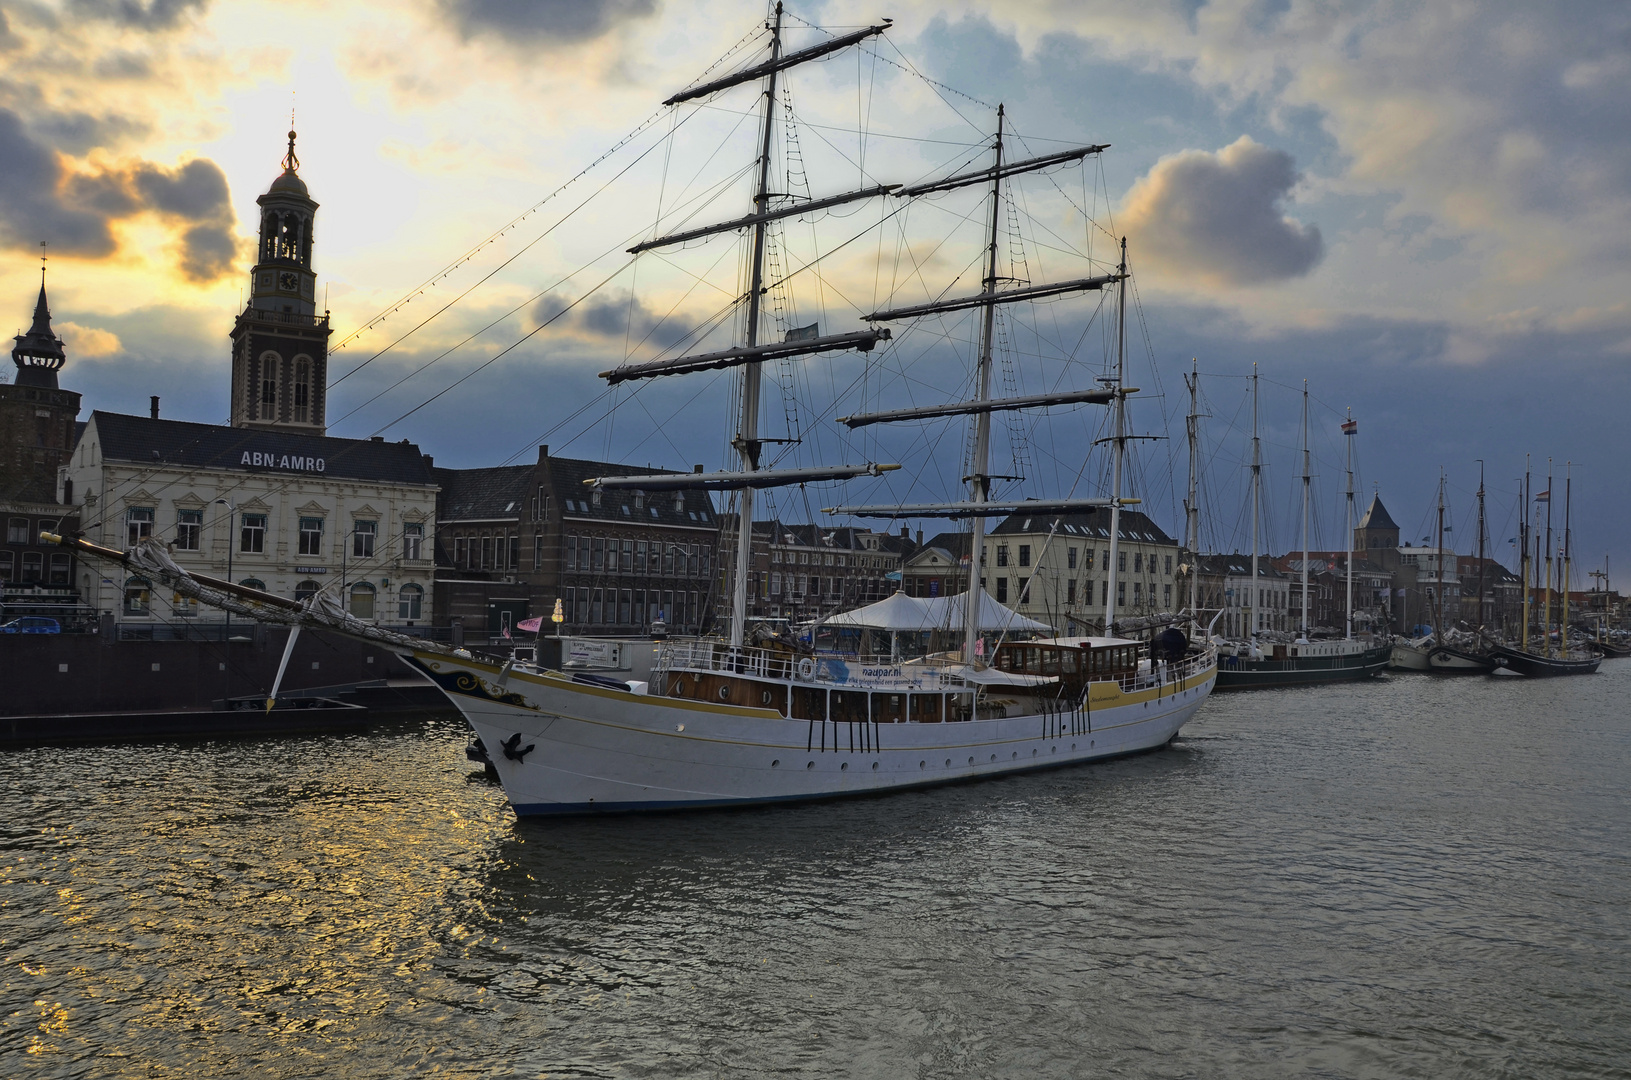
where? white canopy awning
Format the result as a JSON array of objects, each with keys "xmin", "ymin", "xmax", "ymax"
[{"xmin": 819, "ymin": 589, "xmax": 1051, "ymax": 634}]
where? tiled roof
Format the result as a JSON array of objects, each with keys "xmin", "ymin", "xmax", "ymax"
[
  {"xmin": 1196, "ymin": 553, "xmax": 1289, "ymax": 579},
  {"xmin": 1357, "ymin": 493, "xmax": 1399, "ymax": 531},
  {"xmin": 434, "ymin": 464, "xmax": 533, "ymax": 522},
  {"xmin": 550, "ymin": 456, "xmax": 719, "ymax": 530},
  {"xmin": 991, "ymin": 507, "xmax": 1176, "ymax": 546},
  {"xmin": 89, "ymin": 411, "xmax": 434, "ymax": 486}
]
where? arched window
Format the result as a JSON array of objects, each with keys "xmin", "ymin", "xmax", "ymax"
[
  {"xmin": 397, "ymin": 583, "xmax": 423, "ymax": 622},
  {"xmin": 123, "ymin": 576, "xmax": 151, "ymax": 616},
  {"xmin": 349, "ymin": 582, "xmax": 376, "ymax": 620},
  {"xmin": 295, "ymin": 579, "xmax": 320, "ymax": 604},
  {"xmin": 258, "ymin": 351, "xmax": 280, "ymax": 419},
  {"xmin": 293, "ymin": 356, "xmax": 311, "ymax": 423}
]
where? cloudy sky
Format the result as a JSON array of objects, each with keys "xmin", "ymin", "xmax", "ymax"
[{"xmin": 3, "ymin": 0, "xmax": 1627, "ymax": 577}]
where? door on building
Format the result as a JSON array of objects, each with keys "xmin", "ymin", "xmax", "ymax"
[{"xmin": 487, "ymin": 598, "xmax": 530, "ymax": 641}]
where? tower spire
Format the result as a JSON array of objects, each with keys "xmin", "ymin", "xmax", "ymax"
[{"xmin": 282, "ymin": 126, "xmax": 299, "ymax": 174}]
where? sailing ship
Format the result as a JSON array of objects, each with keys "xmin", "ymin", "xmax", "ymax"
[
  {"xmin": 50, "ymin": 6, "xmax": 1215, "ymax": 813},
  {"xmin": 1489, "ymin": 461, "xmax": 1600, "ymax": 676},
  {"xmin": 1390, "ymin": 472, "xmax": 1498, "ymax": 673},
  {"xmin": 1207, "ymin": 372, "xmax": 1390, "ymax": 689}
]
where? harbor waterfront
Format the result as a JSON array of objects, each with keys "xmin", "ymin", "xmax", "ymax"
[{"xmin": 3, "ymin": 664, "xmax": 1627, "ymax": 1078}]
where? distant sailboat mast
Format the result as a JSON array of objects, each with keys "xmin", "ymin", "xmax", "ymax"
[
  {"xmin": 1299, "ymin": 381, "xmax": 1310, "ymax": 642},
  {"xmin": 1249, "ymin": 364, "xmax": 1261, "ymax": 643},
  {"xmin": 1475, "ymin": 459, "xmax": 1486, "ymax": 631},
  {"xmin": 1184, "ymin": 360, "xmax": 1201, "ymax": 633},
  {"xmin": 1344, "ymin": 410, "xmax": 1356, "ymax": 640},
  {"xmin": 1562, "ymin": 463, "xmax": 1573, "ymax": 656},
  {"xmin": 1543, "ymin": 458, "xmax": 1554, "ymax": 657}
]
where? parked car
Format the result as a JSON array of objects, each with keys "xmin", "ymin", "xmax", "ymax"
[{"xmin": 0, "ymin": 616, "xmax": 61, "ymax": 634}]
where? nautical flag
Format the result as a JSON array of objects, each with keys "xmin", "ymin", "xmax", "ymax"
[
  {"xmin": 1342, "ymin": 419, "xmax": 1357, "ymax": 434},
  {"xmin": 784, "ymin": 322, "xmax": 820, "ymax": 342},
  {"xmin": 1536, "ymin": 490, "xmax": 1550, "ymax": 502}
]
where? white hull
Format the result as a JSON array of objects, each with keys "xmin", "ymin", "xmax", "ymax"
[
  {"xmin": 1390, "ymin": 641, "xmax": 1433, "ymax": 671},
  {"xmin": 406, "ymin": 650, "xmax": 1216, "ymax": 814}
]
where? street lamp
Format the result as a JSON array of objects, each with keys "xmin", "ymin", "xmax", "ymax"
[{"xmin": 215, "ymin": 498, "xmax": 235, "ymax": 637}]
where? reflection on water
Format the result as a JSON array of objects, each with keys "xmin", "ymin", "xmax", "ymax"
[{"xmin": 3, "ymin": 666, "xmax": 1630, "ymax": 1078}]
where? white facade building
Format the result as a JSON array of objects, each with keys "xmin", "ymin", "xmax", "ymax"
[{"xmin": 68, "ymin": 411, "xmax": 437, "ymax": 625}]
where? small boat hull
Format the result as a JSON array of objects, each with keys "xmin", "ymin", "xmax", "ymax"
[
  {"xmin": 1214, "ymin": 640, "xmax": 1392, "ymax": 691},
  {"xmin": 1427, "ymin": 645, "xmax": 1499, "ymax": 673},
  {"xmin": 1487, "ymin": 644, "xmax": 1601, "ymax": 677},
  {"xmin": 1390, "ymin": 642, "xmax": 1433, "ymax": 671}
]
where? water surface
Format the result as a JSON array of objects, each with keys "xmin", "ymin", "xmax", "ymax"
[{"xmin": 4, "ymin": 664, "xmax": 1628, "ymax": 1078}]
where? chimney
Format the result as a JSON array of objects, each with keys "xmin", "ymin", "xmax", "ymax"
[
  {"xmin": 149, "ymin": 396, "xmax": 160, "ymax": 420},
  {"xmin": 422, "ymin": 453, "xmax": 434, "ymax": 469},
  {"xmin": 916, "ymin": 529, "xmax": 923, "ymax": 545},
  {"xmin": 900, "ymin": 526, "xmax": 909, "ymax": 540},
  {"xmin": 537, "ymin": 444, "xmax": 549, "ymax": 464}
]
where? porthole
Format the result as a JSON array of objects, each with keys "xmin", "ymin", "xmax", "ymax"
[
  {"xmin": 1071, "ymin": 743, "xmax": 1077, "ymax": 750},
  {"xmin": 945, "ymin": 759, "xmax": 952, "ymax": 767},
  {"xmin": 841, "ymin": 761, "xmax": 849, "ymax": 771},
  {"xmin": 1051, "ymin": 746, "xmax": 1056, "ymax": 754},
  {"xmin": 871, "ymin": 762, "xmax": 879, "ymax": 771},
  {"xmin": 920, "ymin": 760, "xmax": 926, "ymax": 769},
  {"xmin": 771, "ymin": 759, "xmax": 780, "ymax": 768},
  {"xmin": 989, "ymin": 754, "xmax": 996, "ymax": 762},
  {"xmin": 968, "ymin": 756, "xmax": 975, "ymax": 765},
  {"xmin": 806, "ymin": 761, "xmax": 815, "ymax": 770},
  {"xmin": 718, "ymin": 685, "xmax": 731, "ymax": 701},
  {"xmin": 762, "ymin": 691, "xmax": 773, "ymax": 705},
  {"xmin": 1032, "ymin": 748, "xmax": 1038, "ymax": 756},
  {"xmin": 1090, "ymin": 740, "xmax": 1095, "ymax": 748},
  {"xmin": 1011, "ymin": 752, "xmax": 1017, "ymax": 759}
]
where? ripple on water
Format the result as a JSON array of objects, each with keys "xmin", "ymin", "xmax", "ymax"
[{"xmin": 3, "ymin": 669, "xmax": 1630, "ymax": 1078}]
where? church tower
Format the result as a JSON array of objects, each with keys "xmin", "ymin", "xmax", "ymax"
[
  {"xmin": 230, "ymin": 129, "xmax": 333, "ymax": 435},
  {"xmin": 2, "ymin": 270, "xmax": 82, "ymax": 502}
]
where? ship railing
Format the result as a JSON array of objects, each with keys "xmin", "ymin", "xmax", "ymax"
[
  {"xmin": 655, "ymin": 640, "xmax": 971, "ymax": 688},
  {"xmin": 1107, "ymin": 645, "xmax": 1216, "ymax": 694}
]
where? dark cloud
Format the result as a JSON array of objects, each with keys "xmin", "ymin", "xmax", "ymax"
[
  {"xmin": 439, "ymin": 0, "xmax": 655, "ymax": 46},
  {"xmin": 533, "ymin": 290, "xmax": 697, "ymax": 350},
  {"xmin": 0, "ymin": 108, "xmax": 238, "ymax": 281},
  {"xmin": 65, "ymin": 0, "xmax": 206, "ymax": 30},
  {"xmin": 1121, "ymin": 136, "xmax": 1322, "ymax": 286}
]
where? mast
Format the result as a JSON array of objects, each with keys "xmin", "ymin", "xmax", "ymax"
[
  {"xmin": 1475, "ymin": 459, "xmax": 1486, "ymax": 630},
  {"xmin": 1184, "ymin": 361, "xmax": 1200, "ymax": 634},
  {"xmin": 1562, "ymin": 463, "xmax": 1572, "ymax": 655},
  {"xmin": 1520, "ymin": 463, "xmax": 1531, "ymax": 653},
  {"xmin": 1104, "ymin": 237, "xmax": 1128, "ymax": 637},
  {"xmin": 1543, "ymin": 459, "xmax": 1554, "ymax": 657},
  {"xmin": 1434, "ymin": 473, "xmax": 1446, "ymax": 638},
  {"xmin": 1299, "ymin": 381, "xmax": 1310, "ymax": 641},
  {"xmin": 963, "ymin": 104, "xmax": 1005, "ymax": 665},
  {"xmin": 728, "ymin": 1, "xmax": 784, "ymax": 650},
  {"xmin": 1248, "ymin": 364, "xmax": 1260, "ymax": 643},
  {"xmin": 1344, "ymin": 409, "xmax": 1355, "ymax": 639}
]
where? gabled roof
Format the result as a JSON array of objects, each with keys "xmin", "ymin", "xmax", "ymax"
[
  {"xmin": 991, "ymin": 507, "xmax": 1175, "ymax": 546},
  {"xmin": 434, "ymin": 464, "xmax": 532, "ymax": 522},
  {"xmin": 548, "ymin": 455, "xmax": 719, "ymax": 530},
  {"xmin": 1196, "ymin": 553, "xmax": 1288, "ymax": 579},
  {"xmin": 1357, "ymin": 493, "xmax": 1399, "ymax": 531},
  {"xmin": 88, "ymin": 412, "xmax": 434, "ymax": 486}
]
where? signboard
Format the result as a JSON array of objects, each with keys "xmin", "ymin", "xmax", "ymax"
[
  {"xmin": 567, "ymin": 639, "xmax": 624, "ymax": 669},
  {"xmin": 294, "ymin": 566, "xmax": 328, "ymax": 575},
  {"xmin": 239, "ymin": 451, "xmax": 325, "ymax": 472}
]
